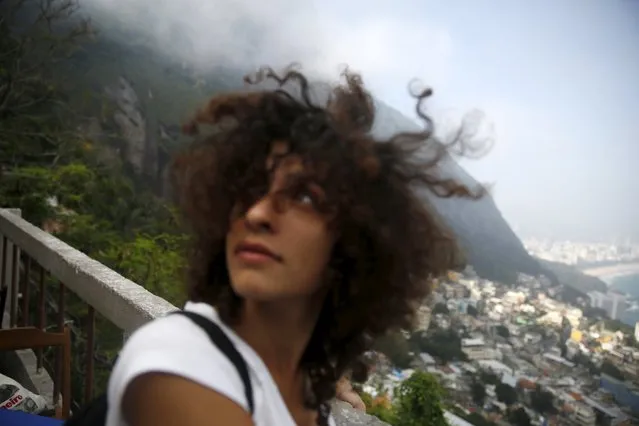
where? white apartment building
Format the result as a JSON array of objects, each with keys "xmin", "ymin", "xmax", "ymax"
[
  {"xmin": 461, "ymin": 337, "xmax": 502, "ymax": 361},
  {"xmin": 463, "ymin": 347, "xmax": 503, "ymax": 361},
  {"xmin": 588, "ymin": 291, "xmax": 627, "ymax": 320},
  {"xmin": 415, "ymin": 305, "xmax": 432, "ymax": 332}
]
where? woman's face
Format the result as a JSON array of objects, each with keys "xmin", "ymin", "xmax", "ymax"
[{"xmin": 225, "ymin": 142, "xmax": 336, "ymax": 302}]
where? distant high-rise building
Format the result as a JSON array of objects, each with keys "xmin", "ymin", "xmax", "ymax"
[
  {"xmin": 415, "ymin": 305, "xmax": 432, "ymax": 332},
  {"xmin": 635, "ymin": 321, "xmax": 639, "ymax": 342},
  {"xmin": 588, "ymin": 291, "xmax": 627, "ymax": 320}
]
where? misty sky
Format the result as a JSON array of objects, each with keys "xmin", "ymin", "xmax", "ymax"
[{"xmin": 88, "ymin": 0, "xmax": 638, "ymax": 242}]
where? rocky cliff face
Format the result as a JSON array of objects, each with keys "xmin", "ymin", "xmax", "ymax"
[{"xmin": 102, "ymin": 75, "xmax": 181, "ymax": 195}]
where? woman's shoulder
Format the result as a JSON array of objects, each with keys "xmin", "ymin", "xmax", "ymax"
[
  {"xmin": 107, "ymin": 303, "xmax": 253, "ymax": 414},
  {"xmin": 119, "ymin": 308, "xmax": 216, "ymax": 354},
  {"xmin": 115, "ymin": 304, "xmax": 228, "ymax": 364}
]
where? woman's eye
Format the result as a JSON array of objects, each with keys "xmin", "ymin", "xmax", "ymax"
[{"xmin": 295, "ymin": 191, "xmax": 316, "ymax": 206}]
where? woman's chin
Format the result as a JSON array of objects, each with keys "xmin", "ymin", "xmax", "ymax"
[
  {"xmin": 230, "ymin": 269, "xmax": 318, "ymax": 302},
  {"xmin": 231, "ymin": 274, "xmax": 285, "ymax": 301}
]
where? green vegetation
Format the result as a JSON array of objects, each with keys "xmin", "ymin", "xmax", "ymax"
[
  {"xmin": 466, "ymin": 304, "xmax": 478, "ymax": 317},
  {"xmin": 470, "ymin": 381, "xmax": 486, "ymax": 407},
  {"xmin": 508, "ymin": 407, "xmax": 532, "ymax": 426},
  {"xmin": 478, "ymin": 371, "xmax": 499, "ymax": 386},
  {"xmin": 409, "ymin": 329, "xmax": 468, "ymax": 364},
  {"xmin": 494, "ymin": 383, "xmax": 518, "ymax": 406},
  {"xmin": 373, "ymin": 332, "xmax": 414, "ymax": 369},
  {"xmin": 392, "ymin": 371, "xmax": 448, "ymax": 426},
  {"xmin": 360, "ymin": 371, "xmax": 448, "ymax": 425},
  {"xmin": 361, "ymin": 392, "xmax": 396, "ymax": 425},
  {"xmin": 0, "ymin": 0, "xmax": 188, "ymax": 300},
  {"xmin": 0, "ymin": 0, "xmax": 192, "ymax": 405},
  {"xmin": 465, "ymin": 412, "xmax": 495, "ymax": 426},
  {"xmin": 495, "ymin": 325, "xmax": 510, "ymax": 339},
  {"xmin": 432, "ymin": 302, "xmax": 449, "ymax": 315},
  {"xmin": 529, "ymin": 386, "xmax": 556, "ymax": 415}
]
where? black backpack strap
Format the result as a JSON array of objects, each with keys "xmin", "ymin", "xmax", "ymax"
[{"xmin": 172, "ymin": 310, "xmax": 255, "ymax": 415}]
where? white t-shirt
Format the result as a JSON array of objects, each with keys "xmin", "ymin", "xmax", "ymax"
[{"xmin": 105, "ymin": 301, "xmax": 336, "ymax": 426}]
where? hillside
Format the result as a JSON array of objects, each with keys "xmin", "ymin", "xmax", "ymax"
[
  {"xmin": 538, "ymin": 258, "xmax": 608, "ymax": 294},
  {"xmin": 79, "ymin": 45, "xmax": 542, "ymax": 283},
  {"xmin": 2, "ymin": 0, "xmax": 541, "ymax": 287},
  {"xmin": 372, "ymin": 102, "xmax": 542, "ymax": 284}
]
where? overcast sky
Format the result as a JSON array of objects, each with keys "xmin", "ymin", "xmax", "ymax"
[{"xmin": 87, "ymin": 0, "xmax": 638, "ymax": 243}]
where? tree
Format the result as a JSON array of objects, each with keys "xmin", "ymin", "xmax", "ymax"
[
  {"xmin": 530, "ymin": 386, "xmax": 556, "ymax": 415},
  {"xmin": 495, "ymin": 382, "xmax": 517, "ymax": 406},
  {"xmin": 509, "ymin": 407, "xmax": 531, "ymax": 426},
  {"xmin": 470, "ymin": 381, "xmax": 486, "ymax": 407},
  {"xmin": 411, "ymin": 329, "xmax": 467, "ymax": 364},
  {"xmin": 362, "ymin": 391, "xmax": 396, "ymax": 425},
  {"xmin": 97, "ymin": 233, "xmax": 187, "ymax": 305},
  {"xmin": 495, "ymin": 325, "xmax": 510, "ymax": 339},
  {"xmin": 393, "ymin": 371, "xmax": 447, "ymax": 426},
  {"xmin": 479, "ymin": 371, "xmax": 499, "ymax": 386},
  {"xmin": 373, "ymin": 332, "xmax": 413, "ymax": 370},
  {"xmin": 466, "ymin": 412, "xmax": 495, "ymax": 426},
  {"xmin": 467, "ymin": 304, "xmax": 478, "ymax": 317},
  {"xmin": 432, "ymin": 302, "xmax": 449, "ymax": 315},
  {"xmin": 0, "ymin": 0, "xmax": 93, "ymax": 168}
]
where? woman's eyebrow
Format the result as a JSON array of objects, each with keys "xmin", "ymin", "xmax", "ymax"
[
  {"xmin": 279, "ymin": 172, "xmax": 305, "ymax": 189},
  {"xmin": 282, "ymin": 170, "xmax": 318, "ymax": 186}
]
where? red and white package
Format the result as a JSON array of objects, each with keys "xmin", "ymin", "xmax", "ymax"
[{"xmin": 0, "ymin": 373, "xmax": 48, "ymax": 414}]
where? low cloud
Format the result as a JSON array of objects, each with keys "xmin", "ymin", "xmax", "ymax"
[{"xmin": 81, "ymin": 0, "xmax": 454, "ymax": 92}]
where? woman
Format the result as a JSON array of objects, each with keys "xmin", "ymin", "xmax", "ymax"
[{"xmin": 105, "ymin": 66, "xmax": 483, "ymax": 426}]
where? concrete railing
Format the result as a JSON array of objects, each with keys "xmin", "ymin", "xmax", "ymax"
[
  {"xmin": 0, "ymin": 209, "xmax": 176, "ymax": 332},
  {"xmin": 0, "ymin": 208, "xmax": 178, "ymax": 409},
  {"xmin": 0, "ymin": 208, "xmax": 387, "ymax": 425}
]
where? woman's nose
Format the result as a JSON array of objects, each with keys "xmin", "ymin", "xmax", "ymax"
[{"xmin": 244, "ymin": 195, "xmax": 277, "ymax": 233}]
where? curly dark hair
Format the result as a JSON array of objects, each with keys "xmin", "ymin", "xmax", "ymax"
[{"xmin": 171, "ymin": 65, "xmax": 484, "ymax": 424}]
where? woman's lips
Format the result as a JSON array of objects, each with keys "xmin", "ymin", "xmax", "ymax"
[
  {"xmin": 235, "ymin": 241, "xmax": 282, "ymax": 264},
  {"xmin": 236, "ymin": 250, "xmax": 277, "ymax": 264}
]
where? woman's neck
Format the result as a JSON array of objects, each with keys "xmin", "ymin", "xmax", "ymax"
[{"xmin": 232, "ymin": 297, "xmax": 322, "ymax": 385}]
